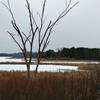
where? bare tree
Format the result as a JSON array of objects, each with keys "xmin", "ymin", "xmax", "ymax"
[{"xmin": 2, "ymin": 0, "xmax": 79, "ymax": 78}]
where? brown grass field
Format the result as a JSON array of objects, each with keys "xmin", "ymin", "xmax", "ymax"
[
  {"xmin": 0, "ymin": 70, "xmax": 97, "ymax": 100},
  {"xmin": 0, "ymin": 60, "xmax": 99, "ymax": 100}
]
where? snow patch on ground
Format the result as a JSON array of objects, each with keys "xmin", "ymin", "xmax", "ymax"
[
  {"xmin": 0, "ymin": 57, "xmax": 99, "ymax": 72},
  {"xmin": 0, "ymin": 57, "xmax": 100, "ymax": 64},
  {"xmin": 0, "ymin": 57, "xmax": 22, "ymax": 62},
  {"xmin": 0, "ymin": 64, "xmax": 78, "ymax": 72}
]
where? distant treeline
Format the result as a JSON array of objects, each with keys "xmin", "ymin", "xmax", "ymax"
[
  {"xmin": 42, "ymin": 47, "xmax": 100, "ymax": 60},
  {"xmin": 0, "ymin": 53, "xmax": 37, "ymax": 58},
  {"xmin": 1, "ymin": 47, "xmax": 100, "ymax": 60}
]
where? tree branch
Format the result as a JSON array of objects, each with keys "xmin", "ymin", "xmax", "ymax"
[
  {"xmin": 50, "ymin": 1, "xmax": 79, "ymax": 28},
  {"xmin": 7, "ymin": 31, "xmax": 23, "ymax": 51}
]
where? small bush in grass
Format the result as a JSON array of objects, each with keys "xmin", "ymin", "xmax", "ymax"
[{"xmin": 0, "ymin": 71, "xmax": 97, "ymax": 100}]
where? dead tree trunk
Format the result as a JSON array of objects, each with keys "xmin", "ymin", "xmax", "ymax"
[{"xmin": 2, "ymin": 0, "xmax": 79, "ymax": 78}]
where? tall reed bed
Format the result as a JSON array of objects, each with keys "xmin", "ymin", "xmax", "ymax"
[{"xmin": 0, "ymin": 71, "xmax": 97, "ymax": 100}]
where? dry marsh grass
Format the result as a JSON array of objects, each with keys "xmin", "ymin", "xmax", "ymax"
[{"xmin": 0, "ymin": 71, "xmax": 97, "ymax": 100}]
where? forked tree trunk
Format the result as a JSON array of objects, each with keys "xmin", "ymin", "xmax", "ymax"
[
  {"xmin": 27, "ymin": 64, "xmax": 30, "ymax": 79},
  {"xmin": 34, "ymin": 54, "xmax": 40, "ymax": 77},
  {"xmin": 2, "ymin": 0, "xmax": 79, "ymax": 79}
]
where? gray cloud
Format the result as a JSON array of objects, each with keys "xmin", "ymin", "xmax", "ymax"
[{"xmin": 0, "ymin": 0, "xmax": 100, "ymax": 53}]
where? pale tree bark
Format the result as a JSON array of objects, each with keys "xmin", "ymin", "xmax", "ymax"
[{"xmin": 2, "ymin": 0, "xmax": 79, "ymax": 78}]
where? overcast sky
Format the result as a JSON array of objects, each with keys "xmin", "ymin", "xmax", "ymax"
[{"xmin": 0, "ymin": 0, "xmax": 100, "ymax": 53}]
